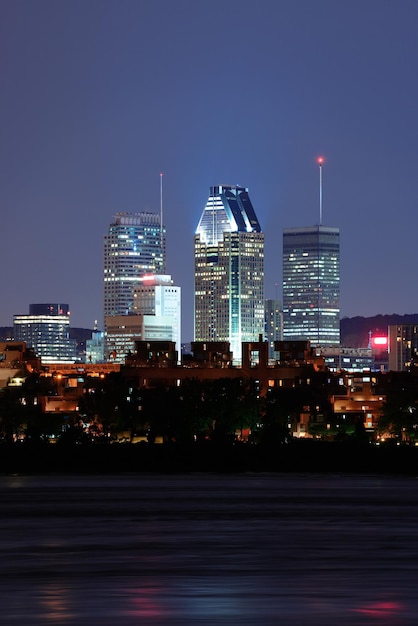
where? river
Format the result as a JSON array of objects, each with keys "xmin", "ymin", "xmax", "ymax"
[{"xmin": 0, "ymin": 473, "xmax": 417, "ymax": 624}]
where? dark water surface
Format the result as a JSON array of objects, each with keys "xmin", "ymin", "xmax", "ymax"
[{"xmin": 0, "ymin": 473, "xmax": 417, "ymax": 625}]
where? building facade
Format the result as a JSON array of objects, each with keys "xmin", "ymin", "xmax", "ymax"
[
  {"xmin": 388, "ymin": 324, "xmax": 418, "ymax": 371},
  {"xmin": 86, "ymin": 329, "xmax": 105, "ymax": 363},
  {"xmin": 265, "ymin": 299, "xmax": 283, "ymax": 361},
  {"xmin": 105, "ymin": 314, "xmax": 175, "ymax": 364},
  {"xmin": 282, "ymin": 226, "xmax": 340, "ymax": 347},
  {"xmin": 13, "ymin": 304, "xmax": 77, "ymax": 364},
  {"xmin": 133, "ymin": 274, "xmax": 181, "ymax": 359},
  {"xmin": 194, "ymin": 185, "xmax": 264, "ymax": 363},
  {"xmin": 104, "ymin": 212, "xmax": 166, "ymax": 319}
]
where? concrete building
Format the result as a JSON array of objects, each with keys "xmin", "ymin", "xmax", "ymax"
[
  {"xmin": 105, "ymin": 314, "xmax": 174, "ymax": 363},
  {"xmin": 133, "ymin": 274, "xmax": 181, "ymax": 360},
  {"xmin": 194, "ymin": 185, "xmax": 264, "ymax": 364}
]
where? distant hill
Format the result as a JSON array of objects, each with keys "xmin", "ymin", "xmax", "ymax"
[{"xmin": 340, "ymin": 314, "xmax": 418, "ymax": 347}]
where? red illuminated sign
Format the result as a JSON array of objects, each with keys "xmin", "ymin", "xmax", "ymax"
[{"xmin": 371, "ymin": 336, "xmax": 388, "ymax": 347}]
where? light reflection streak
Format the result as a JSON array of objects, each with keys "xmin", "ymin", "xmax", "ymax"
[
  {"xmin": 352, "ymin": 600, "xmax": 403, "ymax": 619},
  {"xmin": 39, "ymin": 583, "xmax": 74, "ymax": 623}
]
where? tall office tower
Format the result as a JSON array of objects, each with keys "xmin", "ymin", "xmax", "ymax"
[
  {"xmin": 194, "ymin": 185, "xmax": 264, "ymax": 364},
  {"xmin": 133, "ymin": 274, "xmax": 181, "ymax": 359},
  {"xmin": 265, "ymin": 299, "xmax": 283, "ymax": 361},
  {"xmin": 282, "ymin": 226, "xmax": 340, "ymax": 347},
  {"xmin": 104, "ymin": 212, "xmax": 166, "ymax": 319},
  {"xmin": 13, "ymin": 303, "xmax": 77, "ymax": 364}
]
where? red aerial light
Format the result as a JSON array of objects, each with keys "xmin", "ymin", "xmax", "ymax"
[
  {"xmin": 372, "ymin": 336, "xmax": 388, "ymax": 347},
  {"xmin": 317, "ymin": 156, "xmax": 325, "ymax": 165}
]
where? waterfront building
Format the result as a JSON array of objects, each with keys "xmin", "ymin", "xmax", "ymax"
[
  {"xmin": 265, "ymin": 299, "xmax": 283, "ymax": 361},
  {"xmin": 133, "ymin": 274, "xmax": 181, "ymax": 360},
  {"xmin": 282, "ymin": 226, "xmax": 340, "ymax": 347},
  {"xmin": 13, "ymin": 304, "xmax": 77, "ymax": 364},
  {"xmin": 194, "ymin": 185, "xmax": 264, "ymax": 364}
]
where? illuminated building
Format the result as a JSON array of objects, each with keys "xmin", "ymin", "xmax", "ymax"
[
  {"xmin": 321, "ymin": 347, "xmax": 374, "ymax": 372},
  {"xmin": 86, "ymin": 326, "xmax": 105, "ymax": 363},
  {"xmin": 104, "ymin": 212, "xmax": 166, "ymax": 319},
  {"xmin": 388, "ymin": 324, "xmax": 418, "ymax": 371},
  {"xmin": 194, "ymin": 185, "xmax": 264, "ymax": 364},
  {"xmin": 105, "ymin": 314, "xmax": 175, "ymax": 364},
  {"xmin": 13, "ymin": 304, "xmax": 77, "ymax": 364},
  {"xmin": 104, "ymin": 212, "xmax": 166, "ymax": 361},
  {"xmin": 265, "ymin": 299, "xmax": 283, "ymax": 361},
  {"xmin": 133, "ymin": 274, "xmax": 181, "ymax": 360},
  {"xmin": 282, "ymin": 226, "xmax": 340, "ymax": 347}
]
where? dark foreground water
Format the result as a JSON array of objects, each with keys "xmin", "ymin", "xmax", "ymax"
[{"xmin": 0, "ymin": 473, "xmax": 417, "ymax": 625}]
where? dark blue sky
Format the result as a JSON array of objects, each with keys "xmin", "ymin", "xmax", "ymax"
[{"xmin": 1, "ymin": 0, "xmax": 417, "ymax": 340}]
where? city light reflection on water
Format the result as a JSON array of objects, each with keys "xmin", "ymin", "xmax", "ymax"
[{"xmin": 0, "ymin": 473, "xmax": 417, "ymax": 625}]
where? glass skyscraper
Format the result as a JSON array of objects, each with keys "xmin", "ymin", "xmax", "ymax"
[
  {"xmin": 282, "ymin": 226, "xmax": 340, "ymax": 347},
  {"xmin": 104, "ymin": 212, "xmax": 166, "ymax": 319},
  {"xmin": 14, "ymin": 303, "xmax": 77, "ymax": 364},
  {"xmin": 194, "ymin": 185, "xmax": 264, "ymax": 363}
]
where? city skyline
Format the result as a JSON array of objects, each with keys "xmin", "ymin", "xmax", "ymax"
[{"xmin": 2, "ymin": 1, "xmax": 418, "ymax": 339}]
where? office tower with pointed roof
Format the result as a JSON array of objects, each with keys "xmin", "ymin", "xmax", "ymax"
[{"xmin": 194, "ymin": 185, "xmax": 264, "ymax": 363}]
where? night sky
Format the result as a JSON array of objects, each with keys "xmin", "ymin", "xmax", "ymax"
[{"xmin": 2, "ymin": 0, "xmax": 417, "ymax": 341}]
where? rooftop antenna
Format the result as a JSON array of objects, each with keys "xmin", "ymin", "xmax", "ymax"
[{"xmin": 317, "ymin": 156, "xmax": 324, "ymax": 225}]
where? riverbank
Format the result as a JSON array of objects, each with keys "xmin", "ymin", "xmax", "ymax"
[{"xmin": 1, "ymin": 439, "xmax": 417, "ymax": 475}]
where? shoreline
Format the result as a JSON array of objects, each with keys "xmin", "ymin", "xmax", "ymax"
[{"xmin": 1, "ymin": 440, "xmax": 417, "ymax": 476}]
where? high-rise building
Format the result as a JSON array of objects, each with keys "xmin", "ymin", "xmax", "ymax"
[
  {"xmin": 282, "ymin": 226, "xmax": 340, "ymax": 347},
  {"xmin": 104, "ymin": 212, "xmax": 166, "ymax": 320},
  {"xmin": 133, "ymin": 274, "xmax": 181, "ymax": 359},
  {"xmin": 194, "ymin": 185, "xmax": 264, "ymax": 363},
  {"xmin": 13, "ymin": 303, "xmax": 77, "ymax": 364},
  {"xmin": 388, "ymin": 324, "xmax": 418, "ymax": 371},
  {"xmin": 264, "ymin": 299, "xmax": 283, "ymax": 361}
]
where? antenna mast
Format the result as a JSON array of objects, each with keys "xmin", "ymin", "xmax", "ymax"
[
  {"xmin": 317, "ymin": 156, "xmax": 324, "ymax": 225},
  {"xmin": 160, "ymin": 172, "xmax": 163, "ymax": 249}
]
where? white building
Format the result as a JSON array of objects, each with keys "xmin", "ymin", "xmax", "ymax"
[{"xmin": 133, "ymin": 274, "xmax": 181, "ymax": 360}]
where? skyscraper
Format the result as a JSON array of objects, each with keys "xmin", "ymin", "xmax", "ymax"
[
  {"xmin": 104, "ymin": 212, "xmax": 166, "ymax": 320},
  {"xmin": 194, "ymin": 185, "xmax": 264, "ymax": 363},
  {"xmin": 282, "ymin": 226, "xmax": 340, "ymax": 347}
]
